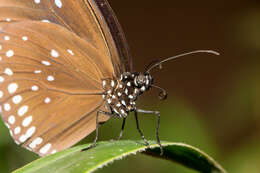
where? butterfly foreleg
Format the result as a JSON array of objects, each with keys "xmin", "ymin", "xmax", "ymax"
[{"xmin": 136, "ymin": 109, "xmax": 163, "ymax": 155}]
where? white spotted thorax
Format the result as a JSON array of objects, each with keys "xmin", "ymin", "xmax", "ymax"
[{"xmin": 102, "ymin": 72, "xmax": 153, "ymax": 117}]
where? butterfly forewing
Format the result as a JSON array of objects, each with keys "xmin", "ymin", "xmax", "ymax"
[
  {"xmin": 0, "ymin": 21, "xmax": 112, "ymax": 155},
  {"xmin": 0, "ymin": 0, "xmax": 132, "ymax": 76},
  {"xmin": 91, "ymin": 0, "xmax": 133, "ymax": 74},
  {"xmin": 0, "ymin": 0, "xmax": 133, "ymax": 156},
  {"xmin": 0, "ymin": 0, "xmax": 106, "ymax": 48}
]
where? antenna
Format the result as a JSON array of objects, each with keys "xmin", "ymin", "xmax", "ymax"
[
  {"xmin": 152, "ymin": 84, "xmax": 168, "ymax": 100},
  {"xmin": 146, "ymin": 50, "xmax": 220, "ymax": 73}
]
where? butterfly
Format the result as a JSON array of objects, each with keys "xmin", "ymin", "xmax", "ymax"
[{"xmin": 0, "ymin": 0, "xmax": 218, "ymax": 156}]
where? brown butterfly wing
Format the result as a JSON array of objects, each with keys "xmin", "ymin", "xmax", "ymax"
[
  {"xmin": 0, "ymin": 0, "xmax": 133, "ymax": 156},
  {"xmin": 91, "ymin": 0, "xmax": 133, "ymax": 74},
  {"xmin": 0, "ymin": 21, "xmax": 111, "ymax": 156},
  {"xmin": 0, "ymin": 0, "xmax": 132, "ymax": 76}
]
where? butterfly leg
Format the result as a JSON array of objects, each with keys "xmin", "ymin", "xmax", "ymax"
[
  {"xmin": 134, "ymin": 110, "xmax": 150, "ymax": 147},
  {"xmin": 89, "ymin": 110, "xmax": 115, "ymax": 149},
  {"xmin": 136, "ymin": 109, "xmax": 163, "ymax": 155},
  {"xmin": 117, "ymin": 118, "xmax": 126, "ymax": 140}
]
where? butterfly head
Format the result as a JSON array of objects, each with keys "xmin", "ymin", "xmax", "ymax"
[
  {"xmin": 130, "ymin": 72, "xmax": 167, "ymax": 100},
  {"xmin": 133, "ymin": 72, "xmax": 168, "ymax": 100},
  {"xmin": 132, "ymin": 71, "xmax": 168, "ymax": 100},
  {"xmin": 133, "ymin": 72, "xmax": 153, "ymax": 91}
]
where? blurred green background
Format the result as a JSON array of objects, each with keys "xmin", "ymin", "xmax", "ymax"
[{"xmin": 1, "ymin": 0, "xmax": 260, "ymax": 172}]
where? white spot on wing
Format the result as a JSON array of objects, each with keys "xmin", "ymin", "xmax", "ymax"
[
  {"xmin": 19, "ymin": 135, "xmax": 27, "ymax": 143},
  {"xmin": 8, "ymin": 115, "xmax": 15, "ymax": 124},
  {"xmin": 4, "ymin": 103, "xmax": 11, "ymax": 111},
  {"xmin": 22, "ymin": 116, "xmax": 32, "ymax": 127},
  {"xmin": 55, "ymin": 0, "xmax": 62, "ymax": 8},
  {"xmin": 41, "ymin": 61, "xmax": 51, "ymax": 66},
  {"xmin": 6, "ymin": 50, "xmax": 14, "ymax": 57},
  {"xmin": 18, "ymin": 105, "xmax": 28, "ymax": 116},
  {"xmin": 67, "ymin": 49, "xmax": 74, "ymax": 55},
  {"xmin": 22, "ymin": 36, "xmax": 28, "ymax": 41},
  {"xmin": 34, "ymin": 0, "xmax": 40, "ymax": 3},
  {"xmin": 12, "ymin": 95, "xmax": 22, "ymax": 104},
  {"xmin": 51, "ymin": 49, "xmax": 59, "ymax": 58},
  {"xmin": 29, "ymin": 137, "xmax": 43, "ymax": 149},
  {"xmin": 44, "ymin": 97, "xmax": 51, "ymax": 103},
  {"xmin": 34, "ymin": 70, "xmax": 41, "ymax": 74},
  {"xmin": 4, "ymin": 36, "xmax": 10, "ymax": 41},
  {"xmin": 31, "ymin": 85, "xmax": 39, "ymax": 91},
  {"xmin": 8, "ymin": 83, "xmax": 18, "ymax": 94},
  {"xmin": 14, "ymin": 126, "xmax": 21, "ymax": 135},
  {"xmin": 4, "ymin": 68, "xmax": 13, "ymax": 75},
  {"xmin": 41, "ymin": 19, "xmax": 50, "ymax": 23},
  {"xmin": 26, "ymin": 126, "xmax": 36, "ymax": 138},
  {"xmin": 47, "ymin": 76, "xmax": 54, "ymax": 81},
  {"xmin": 40, "ymin": 143, "xmax": 52, "ymax": 154}
]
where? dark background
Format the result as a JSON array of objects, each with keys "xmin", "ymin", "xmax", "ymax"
[{"xmin": 1, "ymin": 0, "xmax": 260, "ymax": 172}]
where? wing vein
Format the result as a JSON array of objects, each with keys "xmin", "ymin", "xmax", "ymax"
[
  {"xmin": 2, "ymin": 78, "xmax": 103, "ymax": 96},
  {"xmin": 0, "ymin": 61, "xmax": 96, "ymax": 88}
]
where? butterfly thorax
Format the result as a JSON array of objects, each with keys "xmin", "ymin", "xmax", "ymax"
[{"xmin": 102, "ymin": 72, "xmax": 153, "ymax": 118}]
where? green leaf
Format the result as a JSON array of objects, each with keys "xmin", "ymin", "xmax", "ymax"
[{"xmin": 13, "ymin": 140, "xmax": 227, "ymax": 173}]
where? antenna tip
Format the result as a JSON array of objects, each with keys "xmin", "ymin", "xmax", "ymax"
[{"xmin": 205, "ymin": 50, "xmax": 220, "ymax": 56}]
